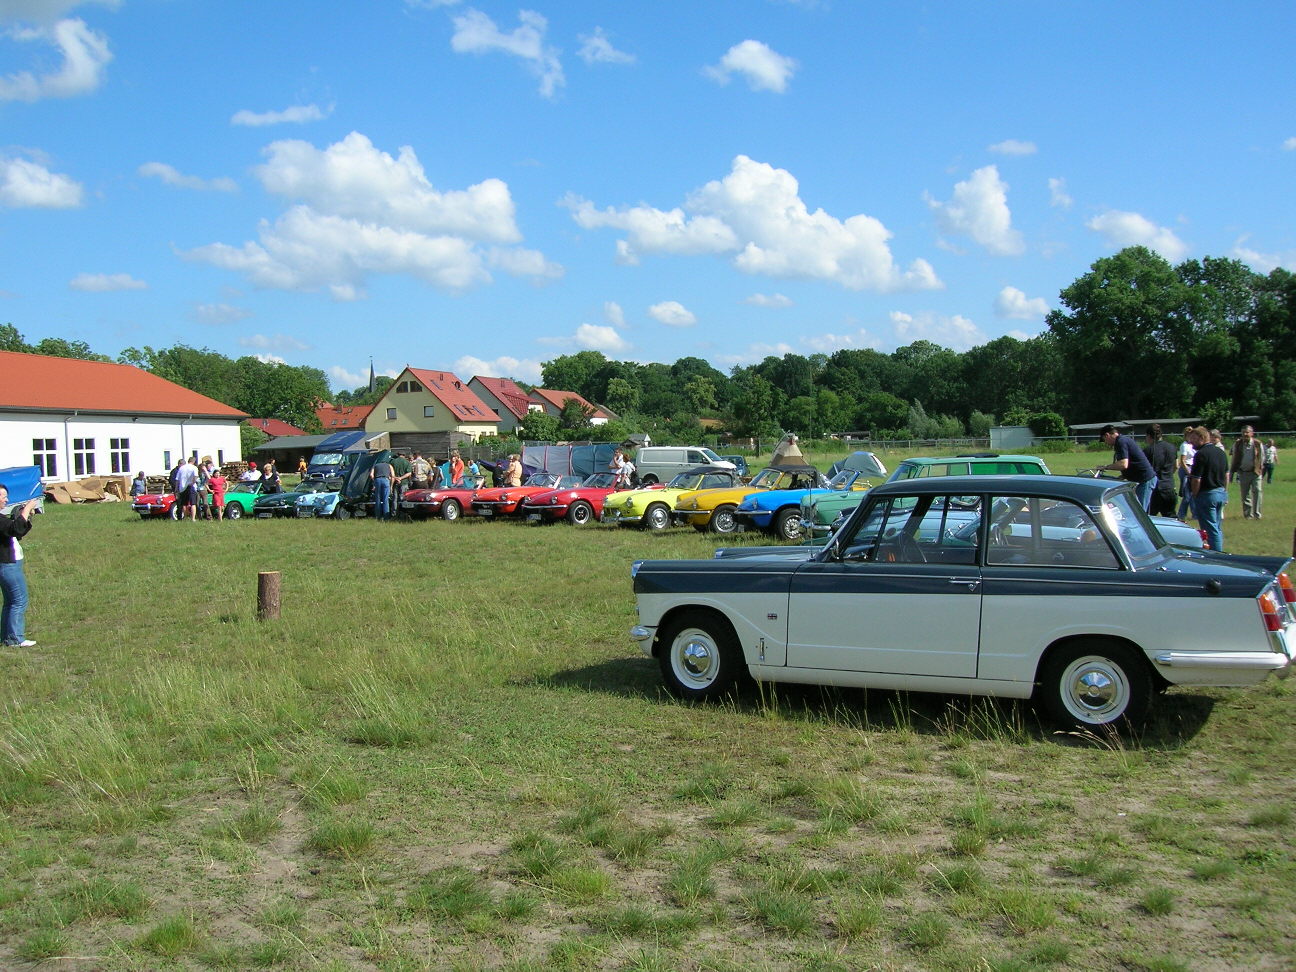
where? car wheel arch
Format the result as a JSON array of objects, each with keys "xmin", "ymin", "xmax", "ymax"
[{"xmin": 1034, "ymin": 634, "xmax": 1157, "ymax": 729}]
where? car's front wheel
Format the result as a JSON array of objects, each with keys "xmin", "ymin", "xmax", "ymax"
[
  {"xmin": 441, "ymin": 499, "xmax": 461, "ymax": 521},
  {"xmin": 773, "ymin": 508, "xmax": 802, "ymax": 541},
  {"xmin": 224, "ymin": 504, "xmax": 242, "ymax": 520},
  {"xmin": 644, "ymin": 503, "xmax": 670, "ymax": 532},
  {"xmin": 708, "ymin": 504, "xmax": 738, "ymax": 534},
  {"xmin": 567, "ymin": 500, "xmax": 594, "ymax": 525},
  {"xmin": 658, "ymin": 610, "xmax": 744, "ymax": 700},
  {"xmin": 1037, "ymin": 640, "xmax": 1152, "ymax": 731}
]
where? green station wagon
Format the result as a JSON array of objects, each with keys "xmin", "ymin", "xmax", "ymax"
[{"xmin": 800, "ymin": 455, "xmax": 1051, "ymax": 539}]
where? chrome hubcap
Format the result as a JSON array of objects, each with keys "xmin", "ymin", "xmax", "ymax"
[{"xmin": 674, "ymin": 632, "xmax": 716, "ymax": 685}]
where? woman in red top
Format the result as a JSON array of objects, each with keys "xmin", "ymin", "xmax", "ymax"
[{"xmin": 208, "ymin": 470, "xmax": 228, "ymax": 521}]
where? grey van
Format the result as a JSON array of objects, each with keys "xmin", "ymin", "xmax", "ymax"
[{"xmin": 635, "ymin": 446, "xmax": 735, "ymax": 485}]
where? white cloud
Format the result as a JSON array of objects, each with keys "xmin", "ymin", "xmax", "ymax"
[
  {"xmin": 926, "ymin": 165, "xmax": 1024, "ymax": 256},
  {"xmin": 1048, "ymin": 177, "xmax": 1072, "ymax": 209},
  {"xmin": 802, "ymin": 326, "xmax": 881, "ymax": 353},
  {"xmin": 744, "ymin": 292, "xmax": 792, "ymax": 308},
  {"xmin": 565, "ymin": 155, "xmax": 941, "ymax": 292},
  {"xmin": 450, "ymin": 8, "xmax": 563, "ymax": 98},
  {"xmin": 487, "ymin": 246, "xmax": 563, "ymax": 279},
  {"xmin": 989, "ymin": 139, "xmax": 1037, "ymax": 156},
  {"xmin": 138, "ymin": 162, "xmax": 237, "ymax": 192},
  {"xmin": 1283, "ymin": 137, "xmax": 1296, "ymax": 151},
  {"xmin": 454, "ymin": 354, "xmax": 543, "ymax": 385},
  {"xmin": 238, "ymin": 333, "xmax": 309, "ymax": 352},
  {"xmin": 0, "ymin": 18, "xmax": 111, "ymax": 101},
  {"xmin": 69, "ymin": 272, "xmax": 145, "ymax": 292},
  {"xmin": 1232, "ymin": 240, "xmax": 1296, "ymax": 274},
  {"xmin": 329, "ymin": 363, "xmax": 399, "ymax": 391},
  {"xmin": 0, "ymin": 154, "xmax": 82, "ymax": 207},
  {"xmin": 1, "ymin": 1, "xmax": 119, "ymax": 24},
  {"xmin": 185, "ymin": 132, "xmax": 556, "ymax": 297},
  {"xmin": 647, "ymin": 300, "xmax": 696, "ymax": 327},
  {"xmin": 603, "ymin": 301, "xmax": 625, "ymax": 327},
  {"xmin": 194, "ymin": 303, "xmax": 251, "ymax": 325},
  {"xmin": 994, "ymin": 285, "xmax": 1049, "ymax": 319},
  {"xmin": 1086, "ymin": 210, "xmax": 1188, "ymax": 262},
  {"xmin": 538, "ymin": 323, "xmax": 632, "ymax": 353},
  {"xmin": 578, "ymin": 27, "xmax": 633, "ymax": 65},
  {"xmin": 230, "ymin": 103, "xmax": 330, "ymax": 127},
  {"xmin": 714, "ymin": 340, "xmax": 796, "ymax": 368},
  {"xmin": 704, "ymin": 39, "xmax": 797, "ymax": 93},
  {"xmin": 890, "ymin": 310, "xmax": 986, "ymax": 351}
]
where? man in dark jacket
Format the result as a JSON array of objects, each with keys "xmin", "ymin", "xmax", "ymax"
[
  {"xmin": 1142, "ymin": 424, "xmax": 1178, "ymax": 517},
  {"xmin": 1099, "ymin": 424, "xmax": 1157, "ymax": 511}
]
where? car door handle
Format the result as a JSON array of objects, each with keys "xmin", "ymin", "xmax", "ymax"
[{"xmin": 948, "ymin": 578, "xmax": 980, "ymax": 591}]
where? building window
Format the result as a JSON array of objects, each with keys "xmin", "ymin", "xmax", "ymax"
[
  {"xmin": 109, "ymin": 437, "xmax": 130, "ymax": 474},
  {"xmin": 218, "ymin": 450, "xmax": 224, "ymax": 464},
  {"xmin": 424, "ymin": 405, "xmax": 436, "ymax": 418},
  {"xmin": 386, "ymin": 408, "xmax": 397, "ymax": 420},
  {"xmin": 163, "ymin": 450, "xmax": 171, "ymax": 469},
  {"xmin": 396, "ymin": 380, "xmax": 423, "ymax": 393},
  {"xmin": 32, "ymin": 438, "xmax": 56, "ymax": 477},
  {"xmin": 73, "ymin": 437, "xmax": 96, "ymax": 476}
]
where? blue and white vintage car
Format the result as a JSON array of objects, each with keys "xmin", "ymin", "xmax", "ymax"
[{"xmin": 631, "ymin": 475, "xmax": 1293, "ymax": 729}]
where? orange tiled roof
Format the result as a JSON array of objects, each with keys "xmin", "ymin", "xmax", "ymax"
[
  {"xmin": 0, "ymin": 350, "xmax": 246, "ymax": 418},
  {"xmin": 530, "ymin": 388, "xmax": 611, "ymax": 419},
  {"xmin": 406, "ymin": 368, "xmax": 501, "ymax": 424},
  {"xmin": 244, "ymin": 418, "xmax": 305, "ymax": 436},
  {"xmin": 315, "ymin": 403, "xmax": 371, "ymax": 428},
  {"xmin": 471, "ymin": 375, "xmax": 532, "ymax": 420}
]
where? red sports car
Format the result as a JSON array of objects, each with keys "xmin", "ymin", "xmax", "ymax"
[
  {"xmin": 519, "ymin": 471, "xmax": 619, "ymax": 525},
  {"xmin": 471, "ymin": 473, "xmax": 580, "ymax": 518},
  {"xmin": 131, "ymin": 490, "xmax": 179, "ymax": 519},
  {"xmin": 400, "ymin": 484, "xmax": 480, "ymax": 521}
]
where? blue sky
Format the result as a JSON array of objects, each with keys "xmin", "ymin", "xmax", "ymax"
[{"xmin": 2, "ymin": 0, "xmax": 1293, "ymax": 393}]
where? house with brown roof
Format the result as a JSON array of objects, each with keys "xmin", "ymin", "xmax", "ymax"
[
  {"xmin": 244, "ymin": 418, "xmax": 306, "ymax": 438},
  {"xmin": 316, "ymin": 402, "xmax": 372, "ymax": 430},
  {"xmin": 468, "ymin": 376, "xmax": 535, "ymax": 434},
  {"xmin": 0, "ymin": 349, "xmax": 246, "ymax": 479},
  {"xmin": 363, "ymin": 367, "xmax": 500, "ymax": 454},
  {"xmin": 528, "ymin": 388, "xmax": 614, "ymax": 426}
]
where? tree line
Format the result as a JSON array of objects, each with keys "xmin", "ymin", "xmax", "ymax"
[{"xmin": 5, "ymin": 246, "xmax": 1293, "ymax": 446}]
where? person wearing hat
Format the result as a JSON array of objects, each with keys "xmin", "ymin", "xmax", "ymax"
[{"xmin": 241, "ymin": 460, "xmax": 262, "ymax": 482}]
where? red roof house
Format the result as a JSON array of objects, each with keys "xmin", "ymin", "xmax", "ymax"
[
  {"xmin": 244, "ymin": 418, "xmax": 306, "ymax": 437},
  {"xmin": 315, "ymin": 403, "xmax": 372, "ymax": 430},
  {"xmin": 528, "ymin": 388, "xmax": 613, "ymax": 425}
]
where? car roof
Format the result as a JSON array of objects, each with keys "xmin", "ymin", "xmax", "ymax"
[
  {"xmin": 870, "ymin": 474, "xmax": 1129, "ymax": 503},
  {"xmin": 678, "ymin": 465, "xmax": 738, "ymax": 476},
  {"xmin": 898, "ymin": 454, "xmax": 1044, "ymax": 466}
]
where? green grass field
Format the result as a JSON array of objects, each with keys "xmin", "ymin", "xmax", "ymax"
[{"xmin": 1, "ymin": 448, "xmax": 1293, "ymax": 970}]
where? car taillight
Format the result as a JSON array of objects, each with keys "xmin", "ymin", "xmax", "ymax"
[
  {"xmin": 1258, "ymin": 589, "xmax": 1284, "ymax": 632},
  {"xmin": 1198, "ymin": 528, "xmax": 1210, "ymax": 550},
  {"xmin": 1277, "ymin": 572, "xmax": 1295, "ymax": 605}
]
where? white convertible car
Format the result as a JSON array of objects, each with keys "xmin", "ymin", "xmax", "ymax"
[{"xmin": 630, "ymin": 475, "xmax": 1294, "ymax": 729}]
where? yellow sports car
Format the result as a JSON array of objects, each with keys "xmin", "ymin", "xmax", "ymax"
[
  {"xmin": 602, "ymin": 465, "xmax": 743, "ymax": 531},
  {"xmin": 673, "ymin": 464, "xmax": 825, "ymax": 534}
]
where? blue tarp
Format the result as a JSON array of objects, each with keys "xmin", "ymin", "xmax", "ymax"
[
  {"xmin": 0, "ymin": 465, "xmax": 44, "ymax": 513},
  {"xmin": 521, "ymin": 443, "xmax": 619, "ymax": 479},
  {"xmin": 316, "ymin": 430, "xmax": 370, "ymax": 453}
]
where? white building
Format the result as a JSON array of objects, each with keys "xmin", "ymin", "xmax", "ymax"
[{"xmin": 0, "ymin": 350, "xmax": 246, "ymax": 479}]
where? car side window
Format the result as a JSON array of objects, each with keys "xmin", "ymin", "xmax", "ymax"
[{"xmin": 985, "ymin": 496, "xmax": 1120, "ymax": 569}]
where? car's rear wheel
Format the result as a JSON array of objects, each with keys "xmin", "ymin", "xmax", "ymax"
[
  {"xmin": 567, "ymin": 500, "xmax": 594, "ymax": 525},
  {"xmin": 441, "ymin": 499, "xmax": 461, "ymax": 521},
  {"xmin": 708, "ymin": 505, "xmax": 738, "ymax": 534},
  {"xmin": 1038, "ymin": 639, "xmax": 1151, "ymax": 731},
  {"xmin": 644, "ymin": 503, "xmax": 670, "ymax": 532},
  {"xmin": 334, "ymin": 505, "xmax": 351, "ymax": 520},
  {"xmin": 773, "ymin": 508, "xmax": 802, "ymax": 541},
  {"xmin": 224, "ymin": 504, "xmax": 242, "ymax": 520},
  {"xmin": 658, "ymin": 610, "xmax": 744, "ymax": 701}
]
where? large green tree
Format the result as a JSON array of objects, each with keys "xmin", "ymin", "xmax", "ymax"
[{"xmin": 1047, "ymin": 246, "xmax": 1194, "ymax": 421}]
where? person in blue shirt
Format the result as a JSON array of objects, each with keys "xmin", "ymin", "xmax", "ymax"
[{"xmin": 1099, "ymin": 424, "xmax": 1157, "ymax": 511}]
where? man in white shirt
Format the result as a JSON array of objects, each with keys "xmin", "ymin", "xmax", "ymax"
[
  {"xmin": 1175, "ymin": 426, "xmax": 1196, "ymax": 520},
  {"xmin": 175, "ymin": 457, "xmax": 200, "ymax": 521}
]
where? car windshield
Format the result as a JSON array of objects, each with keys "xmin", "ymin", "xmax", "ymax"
[
  {"xmin": 1098, "ymin": 490, "xmax": 1165, "ymax": 561},
  {"xmin": 524, "ymin": 474, "xmax": 561, "ymax": 488},
  {"xmin": 311, "ymin": 452, "xmax": 344, "ymax": 465},
  {"xmin": 828, "ymin": 468, "xmax": 873, "ymax": 491},
  {"xmin": 582, "ymin": 472, "xmax": 616, "ymax": 488},
  {"xmin": 229, "ymin": 483, "xmax": 259, "ymax": 494},
  {"xmin": 700, "ymin": 448, "xmax": 726, "ymax": 464},
  {"xmin": 749, "ymin": 468, "xmax": 818, "ymax": 490}
]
